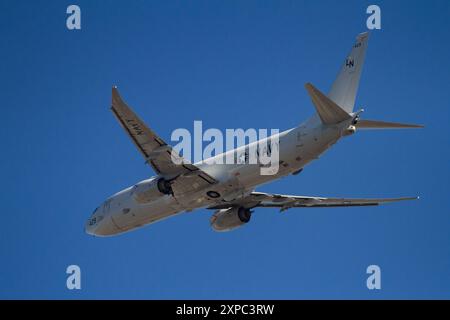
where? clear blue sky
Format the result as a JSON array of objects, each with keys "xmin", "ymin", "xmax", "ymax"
[{"xmin": 1, "ymin": 0, "xmax": 449, "ymax": 299}]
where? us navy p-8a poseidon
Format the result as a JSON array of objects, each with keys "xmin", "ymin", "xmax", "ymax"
[{"xmin": 85, "ymin": 32, "xmax": 422, "ymax": 236}]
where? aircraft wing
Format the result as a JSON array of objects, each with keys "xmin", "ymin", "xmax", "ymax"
[
  {"xmin": 209, "ymin": 192, "xmax": 418, "ymax": 211},
  {"xmin": 110, "ymin": 87, "xmax": 217, "ymax": 189}
]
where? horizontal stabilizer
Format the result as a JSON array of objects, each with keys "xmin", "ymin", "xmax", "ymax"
[
  {"xmin": 356, "ymin": 119, "xmax": 424, "ymax": 129},
  {"xmin": 305, "ymin": 83, "xmax": 351, "ymax": 125}
]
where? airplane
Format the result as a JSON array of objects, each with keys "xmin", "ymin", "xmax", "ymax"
[{"xmin": 85, "ymin": 32, "xmax": 422, "ymax": 237}]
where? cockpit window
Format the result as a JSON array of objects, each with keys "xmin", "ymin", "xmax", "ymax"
[
  {"xmin": 88, "ymin": 217, "xmax": 97, "ymax": 226},
  {"xmin": 103, "ymin": 199, "xmax": 112, "ymax": 214},
  {"xmin": 92, "ymin": 207, "xmax": 99, "ymax": 215},
  {"xmin": 88, "ymin": 215, "xmax": 104, "ymax": 226}
]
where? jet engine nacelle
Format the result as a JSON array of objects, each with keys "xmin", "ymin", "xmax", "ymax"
[
  {"xmin": 210, "ymin": 207, "xmax": 252, "ymax": 232},
  {"xmin": 134, "ymin": 178, "xmax": 170, "ymax": 203}
]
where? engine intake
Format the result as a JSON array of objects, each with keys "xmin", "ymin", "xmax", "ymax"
[
  {"xmin": 157, "ymin": 178, "xmax": 173, "ymax": 195},
  {"xmin": 210, "ymin": 207, "xmax": 252, "ymax": 232}
]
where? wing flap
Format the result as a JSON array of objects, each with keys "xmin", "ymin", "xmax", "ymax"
[
  {"xmin": 253, "ymin": 192, "xmax": 418, "ymax": 210},
  {"xmin": 209, "ymin": 191, "xmax": 418, "ymax": 211}
]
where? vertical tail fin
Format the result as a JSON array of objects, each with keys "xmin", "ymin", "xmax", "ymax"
[{"xmin": 328, "ymin": 32, "xmax": 369, "ymax": 113}]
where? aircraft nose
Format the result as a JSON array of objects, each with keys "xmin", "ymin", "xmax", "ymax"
[
  {"xmin": 85, "ymin": 218, "xmax": 96, "ymax": 235},
  {"xmin": 85, "ymin": 216, "xmax": 118, "ymax": 237}
]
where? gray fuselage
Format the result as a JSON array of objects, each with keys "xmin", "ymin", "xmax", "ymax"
[{"xmin": 85, "ymin": 114, "xmax": 351, "ymax": 236}]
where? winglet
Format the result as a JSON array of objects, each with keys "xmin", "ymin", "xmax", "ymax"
[
  {"xmin": 305, "ymin": 83, "xmax": 351, "ymax": 125},
  {"xmin": 112, "ymin": 86, "xmax": 122, "ymax": 107}
]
